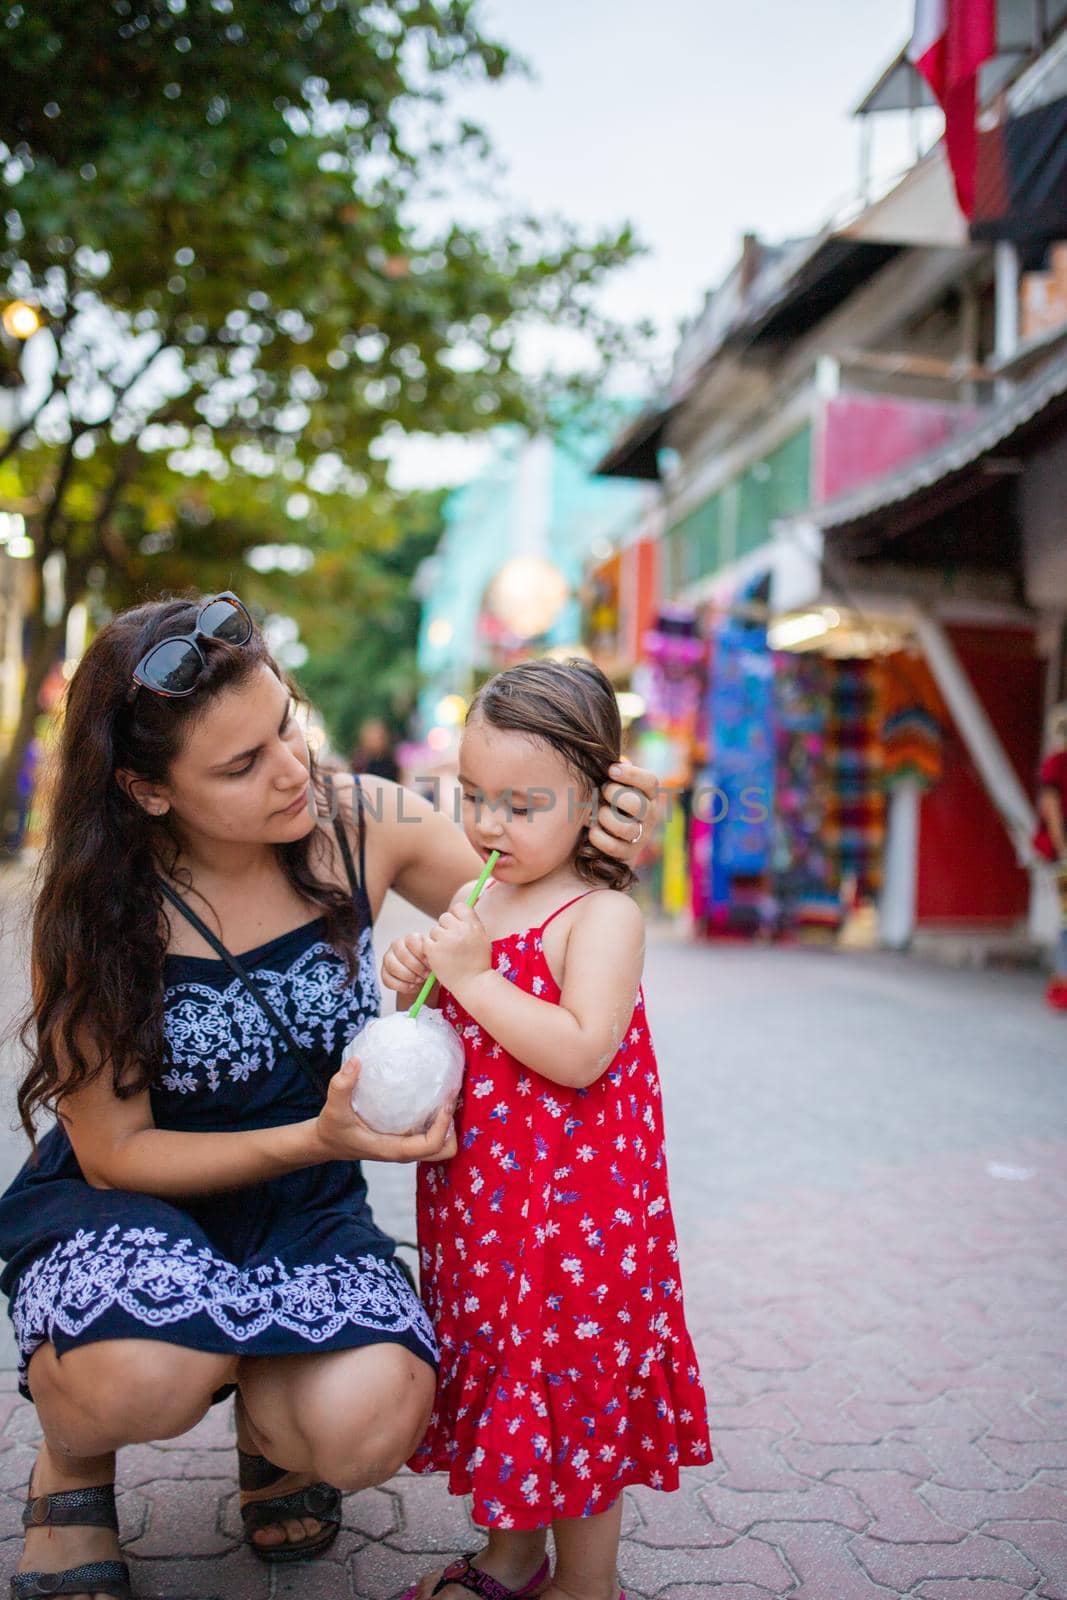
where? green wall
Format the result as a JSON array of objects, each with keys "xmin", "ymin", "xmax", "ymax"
[{"xmin": 665, "ymin": 426, "xmax": 811, "ymax": 593}]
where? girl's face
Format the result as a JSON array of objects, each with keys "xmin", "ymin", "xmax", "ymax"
[
  {"xmin": 139, "ymin": 664, "xmax": 316, "ymax": 847},
  {"xmin": 457, "ymin": 717, "xmax": 593, "ymax": 884}
]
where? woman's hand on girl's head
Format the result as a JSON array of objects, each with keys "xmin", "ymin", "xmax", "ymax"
[
  {"xmin": 315, "ymin": 1058, "xmax": 458, "ymax": 1164},
  {"xmin": 381, "ymin": 932, "xmax": 430, "ymax": 994},
  {"xmin": 592, "ymin": 761, "xmax": 659, "ymax": 864},
  {"xmin": 425, "ymin": 901, "xmax": 492, "ymax": 993}
]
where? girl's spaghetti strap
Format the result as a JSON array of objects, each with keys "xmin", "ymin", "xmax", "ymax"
[{"xmin": 540, "ymin": 888, "xmax": 608, "ymax": 932}]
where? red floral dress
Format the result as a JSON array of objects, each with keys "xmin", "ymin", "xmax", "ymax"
[{"xmin": 409, "ymin": 889, "xmax": 712, "ymax": 1529}]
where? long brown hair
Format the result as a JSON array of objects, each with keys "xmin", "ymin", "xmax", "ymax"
[
  {"xmin": 467, "ymin": 657, "xmax": 635, "ymax": 893},
  {"xmin": 17, "ymin": 594, "xmax": 360, "ymax": 1143}
]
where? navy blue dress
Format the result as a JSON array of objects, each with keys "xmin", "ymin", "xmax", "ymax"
[{"xmin": 0, "ymin": 780, "xmax": 436, "ymax": 1398}]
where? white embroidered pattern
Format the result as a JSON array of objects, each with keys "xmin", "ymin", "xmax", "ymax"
[
  {"xmin": 161, "ymin": 927, "xmax": 380, "ymax": 1094},
  {"xmin": 13, "ymin": 1224, "xmax": 437, "ymax": 1375}
]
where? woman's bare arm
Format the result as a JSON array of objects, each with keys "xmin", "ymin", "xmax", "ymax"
[{"xmin": 57, "ymin": 1033, "xmax": 455, "ymax": 1198}]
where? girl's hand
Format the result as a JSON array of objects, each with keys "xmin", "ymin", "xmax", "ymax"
[
  {"xmin": 425, "ymin": 900, "xmax": 492, "ymax": 992},
  {"xmin": 381, "ymin": 932, "xmax": 430, "ymax": 993},
  {"xmin": 315, "ymin": 1059, "xmax": 458, "ymax": 1163},
  {"xmin": 593, "ymin": 761, "xmax": 659, "ymax": 864}
]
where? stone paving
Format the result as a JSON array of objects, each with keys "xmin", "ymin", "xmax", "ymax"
[{"xmin": 0, "ymin": 898, "xmax": 1064, "ymax": 1598}]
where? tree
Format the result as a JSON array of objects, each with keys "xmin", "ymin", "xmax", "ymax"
[
  {"xmin": 0, "ymin": 0, "xmax": 641, "ymax": 832},
  {"xmin": 293, "ymin": 489, "xmax": 445, "ymax": 757}
]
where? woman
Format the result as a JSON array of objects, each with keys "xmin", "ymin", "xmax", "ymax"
[{"xmin": 0, "ymin": 593, "xmax": 653, "ymax": 1600}]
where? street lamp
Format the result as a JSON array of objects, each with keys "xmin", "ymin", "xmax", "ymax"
[{"xmin": 1, "ymin": 301, "xmax": 43, "ymax": 342}]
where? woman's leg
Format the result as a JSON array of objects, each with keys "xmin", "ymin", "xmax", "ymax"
[
  {"xmin": 236, "ymin": 1340, "xmax": 437, "ymax": 1553},
  {"xmin": 19, "ymin": 1338, "xmax": 236, "ymax": 1600},
  {"xmin": 238, "ymin": 1338, "xmax": 436, "ymax": 1486}
]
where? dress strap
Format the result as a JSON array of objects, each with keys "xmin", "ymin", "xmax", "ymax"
[
  {"xmin": 325, "ymin": 773, "xmax": 366, "ymax": 899},
  {"xmin": 539, "ymin": 888, "xmax": 606, "ymax": 933}
]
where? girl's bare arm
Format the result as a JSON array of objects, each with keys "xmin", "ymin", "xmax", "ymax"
[{"xmin": 430, "ymin": 891, "xmax": 646, "ymax": 1090}]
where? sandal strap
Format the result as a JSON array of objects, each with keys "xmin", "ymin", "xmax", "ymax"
[
  {"xmin": 236, "ymin": 1447, "xmax": 288, "ymax": 1492},
  {"xmin": 240, "ymin": 1481, "xmax": 341, "ymax": 1534},
  {"xmin": 433, "ymin": 1555, "xmax": 549, "ymax": 1600},
  {"xmin": 22, "ymin": 1485, "xmax": 118, "ymax": 1531},
  {"xmin": 11, "ymin": 1559, "xmax": 131, "ymax": 1599}
]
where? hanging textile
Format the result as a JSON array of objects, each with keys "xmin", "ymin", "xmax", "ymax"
[
  {"xmin": 823, "ymin": 658, "xmax": 887, "ymax": 899},
  {"xmin": 701, "ymin": 606, "xmax": 776, "ymax": 933},
  {"xmin": 971, "ymin": 93, "xmax": 1067, "ymax": 271},
  {"xmin": 881, "ymin": 654, "xmax": 946, "ymax": 791},
  {"xmin": 771, "ymin": 652, "xmax": 839, "ymax": 933}
]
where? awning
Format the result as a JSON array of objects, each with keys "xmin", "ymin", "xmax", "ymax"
[
  {"xmin": 853, "ymin": 46, "xmax": 938, "ymax": 115},
  {"xmin": 594, "ymin": 403, "xmax": 674, "ymax": 480},
  {"xmin": 723, "ymin": 236, "xmax": 902, "ymax": 349},
  {"xmin": 815, "ymin": 344, "xmax": 1067, "ymax": 531},
  {"xmin": 841, "ymin": 147, "xmax": 968, "ymax": 248},
  {"xmin": 811, "ymin": 343, "xmax": 1067, "ymax": 559}
]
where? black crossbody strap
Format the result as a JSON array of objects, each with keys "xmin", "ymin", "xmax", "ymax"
[{"xmin": 157, "ymin": 877, "xmax": 319, "ymax": 1084}]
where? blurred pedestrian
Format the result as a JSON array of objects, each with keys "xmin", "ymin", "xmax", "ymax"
[
  {"xmin": 1033, "ymin": 701, "xmax": 1067, "ymax": 1009},
  {"xmin": 351, "ymin": 716, "xmax": 399, "ymax": 783},
  {"xmin": 5, "ymin": 735, "xmax": 41, "ymax": 856}
]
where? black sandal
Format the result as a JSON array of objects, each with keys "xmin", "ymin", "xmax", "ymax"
[
  {"xmin": 237, "ymin": 1448, "xmax": 341, "ymax": 1565},
  {"xmin": 11, "ymin": 1483, "xmax": 132, "ymax": 1600}
]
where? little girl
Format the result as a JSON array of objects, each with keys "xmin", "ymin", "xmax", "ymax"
[{"xmin": 382, "ymin": 658, "xmax": 711, "ymax": 1600}]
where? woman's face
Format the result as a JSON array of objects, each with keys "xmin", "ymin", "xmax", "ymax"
[{"xmin": 151, "ymin": 664, "xmax": 316, "ymax": 847}]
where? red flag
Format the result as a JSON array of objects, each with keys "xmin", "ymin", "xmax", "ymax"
[{"xmin": 909, "ymin": 0, "xmax": 996, "ymax": 216}]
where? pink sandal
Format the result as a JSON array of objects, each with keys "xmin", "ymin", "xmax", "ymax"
[{"xmin": 401, "ymin": 1553, "xmax": 551, "ymax": 1600}]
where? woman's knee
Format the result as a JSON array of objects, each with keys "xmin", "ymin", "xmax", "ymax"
[
  {"xmin": 30, "ymin": 1339, "xmax": 235, "ymax": 1447},
  {"xmin": 308, "ymin": 1347, "xmax": 436, "ymax": 1491}
]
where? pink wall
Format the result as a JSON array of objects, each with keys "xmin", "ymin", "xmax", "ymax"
[{"xmin": 815, "ymin": 392, "xmax": 980, "ymax": 504}]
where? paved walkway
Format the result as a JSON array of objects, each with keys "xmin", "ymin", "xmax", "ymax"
[{"xmin": 0, "ymin": 884, "xmax": 1064, "ymax": 1598}]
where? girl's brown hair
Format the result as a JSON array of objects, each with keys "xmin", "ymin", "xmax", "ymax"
[
  {"xmin": 17, "ymin": 594, "xmax": 361, "ymax": 1144},
  {"xmin": 467, "ymin": 657, "xmax": 635, "ymax": 893}
]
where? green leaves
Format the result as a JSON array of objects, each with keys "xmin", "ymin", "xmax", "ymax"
[{"xmin": 0, "ymin": 0, "xmax": 642, "ymax": 719}]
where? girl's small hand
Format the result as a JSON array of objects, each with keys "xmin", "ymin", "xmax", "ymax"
[
  {"xmin": 381, "ymin": 932, "xmax": 430, "ymax": 993},
  {"xmin": 425, "ymin": 901, "xmax": 491, "ymax": 992},
  {"xmin": 593, "ymin": 761, "xmax": 660, "ymax": 864}
]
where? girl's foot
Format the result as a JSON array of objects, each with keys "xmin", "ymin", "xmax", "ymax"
[
  {"xmin": 15, "ymin": 1442, "xmax": 126, "ymax": 1600},
  {"xmin": 406, "ymin": 1546, "xmax": 550, "ymax": 1600},
  {"xmin": 539, "ymin": 1586, "xmax": 623, "ymax": 1600}
]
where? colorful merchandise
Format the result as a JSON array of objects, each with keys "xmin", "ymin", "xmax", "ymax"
[
  {"xmin": 770, "ymin": 652, "xmax": 839, "ymax": 934},
  {"xmin": 881, "ymin": 654, "xmax": 946, "ymax": 791},
  {"xmin": 823, "ymin": 659, "xmax": 887, "ymax": 899}
]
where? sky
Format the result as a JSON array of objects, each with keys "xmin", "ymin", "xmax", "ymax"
[{"xmin": 386, "ymin": 0, "xmax": 925, "ymax": 490}]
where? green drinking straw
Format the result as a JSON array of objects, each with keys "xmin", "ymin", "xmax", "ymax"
[{"xmin": 408, "ymin": 848, "xmax": 500, "ymax": 1020}]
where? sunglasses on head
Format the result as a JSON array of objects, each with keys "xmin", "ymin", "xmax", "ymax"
[{"xmin": 131, "ymin": 592, "xmax": 254, "ymax": 699}]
